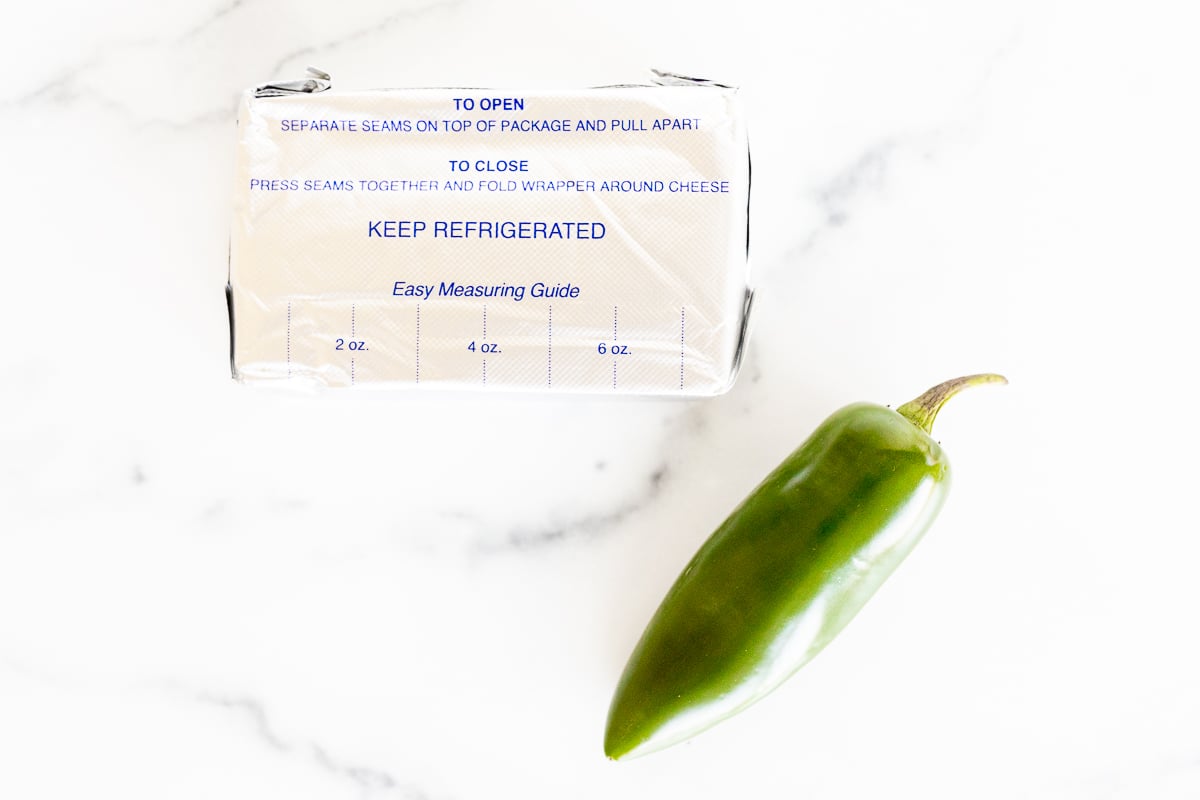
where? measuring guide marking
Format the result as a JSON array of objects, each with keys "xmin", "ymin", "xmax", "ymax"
[
  {"xmin": 286, "ymin": 301, "xmax": 292, "ymax": 378},
  {"xmin": 614, "ymin": 306, "xmax": 619, "ymax": 390},
  {"xmin": 276, "ymin": 299, "xmax": 695, "ymax": 393}
]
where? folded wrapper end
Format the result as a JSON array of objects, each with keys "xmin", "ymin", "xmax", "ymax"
[
  {"xmin": 729, "ymin": 287, "xmax": 755, "ymax": 383},
  {"xmin": 254, "ymin": 66, "xmax": 333, "ymax": 98},
  {"xmin": 650, "ymin": 68, "xmax": 735, "ymax": 89},
  {"xmin": 226, "ymin": 282, "xmax": 238, "ymax": 380}
]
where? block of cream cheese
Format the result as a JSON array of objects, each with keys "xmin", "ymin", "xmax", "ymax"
[{"xmin": 227, "ymin": 69, "xmax": 751, "ymax": 396}]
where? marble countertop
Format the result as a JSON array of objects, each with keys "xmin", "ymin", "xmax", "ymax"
[{"xmin": 3, "ymin": 1, "xmax": 1198, "ymax": 798}]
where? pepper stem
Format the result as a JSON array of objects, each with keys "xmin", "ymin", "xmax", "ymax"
[{"xmin": 896, "ymin": 373, "xmax": 1008, "ymax": 434}]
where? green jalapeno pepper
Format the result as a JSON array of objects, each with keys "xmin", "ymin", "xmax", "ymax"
[{"xmin": 604, "ymin": 374, "xmax": 1006, "ymax": 760}]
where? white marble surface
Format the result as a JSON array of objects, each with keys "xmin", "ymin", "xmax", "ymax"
[{"xmin": 3, "ymin": 1, "xmax": 1199, "ymax": 797}]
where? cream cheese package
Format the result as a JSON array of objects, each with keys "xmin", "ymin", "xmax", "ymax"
[{"xmin": 227, "ymin": 69, "xmax": 752, "ymax": 395}]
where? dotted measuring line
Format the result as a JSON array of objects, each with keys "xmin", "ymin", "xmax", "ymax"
[
  {"xmin": 612, "ymin": 305, "xmax": 618, "ymax": 390},
  {"xmin": 680, "ymin": 306, "xmax": 686, "ymax": 391},
  {"xmin": 350, "ymin": 304, "xmax": 355, "ymax": 386},
  {"xmin": 482, "ymin": 304, "xmax": 487, "ymax": 385},
  {"xmin": 547, "ymin": 305, "xmax": 553, "ymax": 388},
  {"xmin": 415, "ymin": 303, "xmax": 421, "ymax": 384},
  {"xmin": 286, "ymin": 302, "xmax": 292, "ymax": 377}
]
